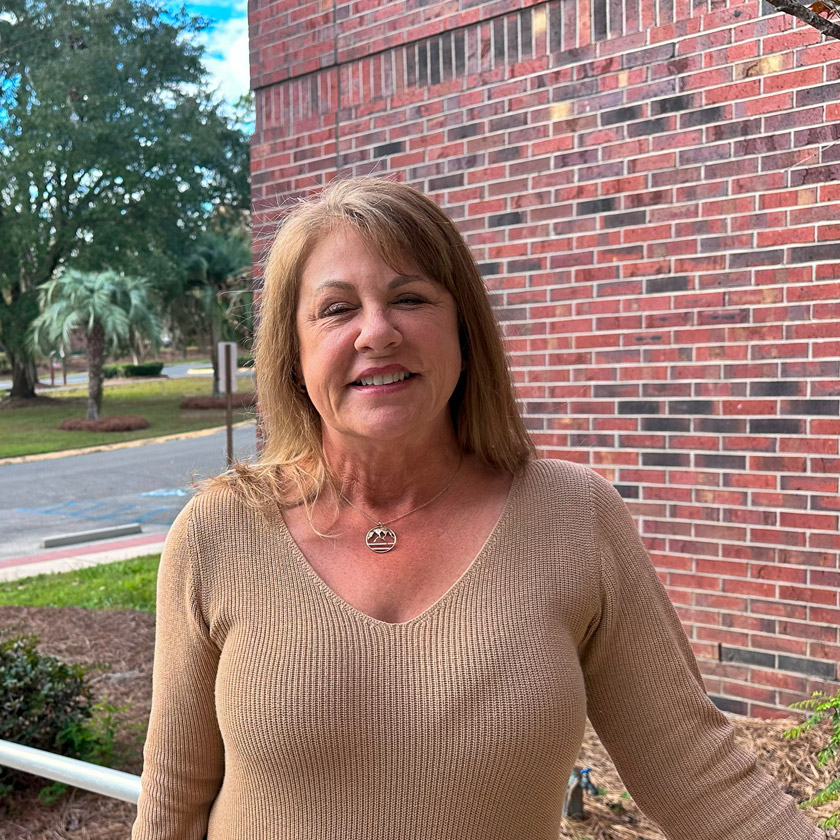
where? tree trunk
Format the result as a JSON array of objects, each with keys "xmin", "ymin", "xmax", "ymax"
[
  {"xmin": 86, "ymin": 321, "xmax": 105, "ymax": 420},
  {"xmin": 1, "ymin": 285, "xmax": 41, "ymax": 399},
  {"xmin": 8, "ymin": 355, "xmax": 38, "ymax": 399}
]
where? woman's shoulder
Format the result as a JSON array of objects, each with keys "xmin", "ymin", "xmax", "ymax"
[
  {"xmin": 518, "ymin": 459, "xmax": 628, "ymax": 522},
  {"xmin": 520, "ymin": 458, "xmax": 616, "ymax": 496},
  {"xmin": 169, "ymin": 480, "xmax": 265, "ymax": 544}
]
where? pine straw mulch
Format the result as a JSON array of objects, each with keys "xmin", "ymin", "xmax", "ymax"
[
  {"xmin": 58, "ymin": 415, "xmax": 149, "ymax": 432},
  {"xmin": 0, "ymin": 605, "xmax": 833, "ymax": 840},
  {"xmin": 180, "ymin": 393, "xmax": 256, "ymax": 410}
]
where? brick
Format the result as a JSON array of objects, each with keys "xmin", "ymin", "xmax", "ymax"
[
  {"xmin": 627, "ymin": 117, "xmax": 673, "ymax": 137},
  {"xmin": 600, "ymin": 105, "xmax": 644, "ymax": 126},
  {"xmin": 796, "ymin": 81, "xmax": 840, "ymax": 108},
  {"xmin": 709, "ymin": 695, "xmax": 748, "ymax": 715},
  {"xmin": 789, "ymin": 244, "xmax": 840, "ymax": 263},
  {"xmin": 777, "ymin": 655, "xmax": 837, "ymax": 679},
  {"xmin": 720, "ymin": 646, "xmax": 775, "ymax": 668}
]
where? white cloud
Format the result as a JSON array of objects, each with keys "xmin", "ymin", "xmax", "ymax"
[{"xmin": 202, "ymin": 9, "xmax": 250, "ymax": 108}]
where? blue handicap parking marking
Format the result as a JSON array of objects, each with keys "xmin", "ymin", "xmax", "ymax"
[
  {"xmin": 140, "ymin": 489, "xmax": 189, "ymax": 497},
  {"xmin": 16, "ymin": 490, "xmax": 190, "ymax": 528}
]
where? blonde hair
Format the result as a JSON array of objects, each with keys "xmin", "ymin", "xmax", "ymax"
[{"xmin": 210, "ymin": 177, "xmax": 534, "ymax": 514}]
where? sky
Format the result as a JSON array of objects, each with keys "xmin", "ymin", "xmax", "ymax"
[{"xmin": 178, "ymin": 0, "xmax": 250, "ymax": 109}]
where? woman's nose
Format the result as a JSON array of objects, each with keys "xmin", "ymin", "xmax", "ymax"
[{"xmin": 354, "ymin": 305, "xmax": 402, "ymax": 353}]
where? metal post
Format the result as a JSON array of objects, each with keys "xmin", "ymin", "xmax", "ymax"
[{"xmin": 225, "ymin": 342, "xmax": 233, "ymax": 468}]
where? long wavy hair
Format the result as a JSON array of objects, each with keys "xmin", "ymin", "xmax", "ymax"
[{"xmin": 210, "ymin": 177, "xmax": 534, "ymax": 515}]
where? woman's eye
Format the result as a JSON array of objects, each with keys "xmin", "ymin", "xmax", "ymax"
[
  {"xmin": 321, "ymin": 303, "xmax": 354, "ymax": 317},
  {"xmin": 394, "ymin": 295, "xmax": 425, "ymax": 306}
]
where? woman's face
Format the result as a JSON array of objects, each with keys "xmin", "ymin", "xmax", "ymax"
[{"xmin": 295, "ymin": 226, "xmax": 462, "ymax": 451}]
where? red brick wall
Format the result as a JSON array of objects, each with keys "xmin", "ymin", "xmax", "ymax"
[{"xmin": 248, "ymin": 0, "xmax": 840, "ymax": 717}]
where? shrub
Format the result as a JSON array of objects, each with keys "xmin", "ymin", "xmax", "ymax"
[
  {"xmin": 181, "ymin": 393, "xmax": 256, "ymax": 410},
  {"xmin": 0, "ymin": 635, "xmax": 110, "ymax": 798},
  {"xmin": 122, "ymin": 361, "xmax": 164, "ymax": 377},
  {"xmin": 58, "ymin": 414, "xmax": 149, "ymax": 432},
  {"xmin": 237, "ymin": 354, "xmax": 254, "ymax": 368},
  {"xmin": 785, "ymin": 689, "xmax": 840, "ymax": 830},
  {"xmin": 101, "ymin": 362, "xmax": 164, "ymax": 378}
]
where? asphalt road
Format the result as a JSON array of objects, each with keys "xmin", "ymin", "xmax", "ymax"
[{"xmin": 0, "ymin": 424, "xmax": 258, "ymax": 560}]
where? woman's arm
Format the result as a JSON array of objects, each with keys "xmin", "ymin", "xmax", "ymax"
[
  {"xmin": 581, "ymin": 470, "xmax": 823, "ymax": 840},
  {"xmin": 132, "ymin": 500, "xmax": 224, "ymax": 840}
]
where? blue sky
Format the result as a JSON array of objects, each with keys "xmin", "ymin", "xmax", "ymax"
[{"xmin": 177, "ymin": 0, "xmax": 249, "ymax": 108}]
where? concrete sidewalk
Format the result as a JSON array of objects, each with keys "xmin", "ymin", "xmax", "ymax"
[{"xmin": 0, "ymin": 532, "xmax": 168, "ymax": 582}]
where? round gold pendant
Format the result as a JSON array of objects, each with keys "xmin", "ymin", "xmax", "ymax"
[{"xmin": 365, "ymin": 524, "xmax": 397, "ymax": 553}]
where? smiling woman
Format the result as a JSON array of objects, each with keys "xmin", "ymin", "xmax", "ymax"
[
  {"xmin": 131, "ymin": 178, "xmax": 823, "ymax": 840},
  {"xmin": 296, "ymin": 226, "xmax": 463, "ymax": 453}
]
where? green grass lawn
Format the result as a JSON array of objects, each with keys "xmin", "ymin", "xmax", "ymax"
[
  {"xmin": 0, "ymin": 554, "xmax": 160, "ymax": 613},
  {"xmin": 0, "ymin": 377, "xmax": 255, "ymax": 459}
]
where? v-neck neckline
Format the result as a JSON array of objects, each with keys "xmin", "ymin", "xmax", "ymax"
[{"xmin": 276, "ymin": 466, "xmax": 525, "ymax": 628}]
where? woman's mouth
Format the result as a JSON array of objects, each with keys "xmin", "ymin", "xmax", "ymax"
[{"xmin": 352, "ymin": 371, "xmax": 415, "ymax": 386}]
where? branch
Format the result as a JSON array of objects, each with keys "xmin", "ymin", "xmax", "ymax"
[{"xmin": 763, "ymin": 0, "xmax": 840, "ymax": 40}]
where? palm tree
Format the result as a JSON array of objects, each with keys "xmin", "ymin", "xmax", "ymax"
[
  {"xmin": 30, "ymin": 269, "xmax": 161, "ymax": 420},
  {"xmin": 172, "ymin": 229, "xmax": 252, "ymax": 397}
]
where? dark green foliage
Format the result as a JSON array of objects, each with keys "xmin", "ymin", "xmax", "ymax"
[
  {"xmin": 0, "ymin": 634, "xmax": 109, "ymax": 798},
  {"xmin": 238, "ymin": 354, "xmax": 254, "ymax": 368},
  {"xmin": 122, "ymin": 362, "xmax": 164, "ymax": 377},
  {"xmin": 120, "ymin": 362, "xmax": 165, "ymax": 377},
  {"xmin": 102, "ymin": 361, "xmax": 164, "ymax": 377},
  {"xmin": 0, "ymin": 0, "xmax": 250, "ymax": 397},
  {"xmin": 169, "ymin": 228, "xmax": 253, "ymax": 396},
  {"xmin": 785, "ymin": 690, "xmax": 840, "ymax": 829}
]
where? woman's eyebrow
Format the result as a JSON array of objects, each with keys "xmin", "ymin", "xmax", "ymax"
[
  {"xmin": 313, "ymin": 275, "xmax": 430, "ymax": 294},
  {"xmin": 388, "ymin": 274, "xmax": 432, "ymax": 288},
  {"xmin": 313, "ymin": 280, "xmax": 353, "ymax": 293}
]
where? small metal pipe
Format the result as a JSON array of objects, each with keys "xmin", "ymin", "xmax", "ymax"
[{"xmin": 0, "ymin": 739, "xmax": 141, "ymax": 804}]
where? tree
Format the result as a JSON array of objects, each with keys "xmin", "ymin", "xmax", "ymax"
[
  {"xmin": 169, "ymin": 228, "xmax": 253, "ymax": 397},
  {"xmin": 30, "ymin": 269, "xmax": 160, "ymax": 419},
  {"xmin": 0, "ymin": 0, "xmax": 250, "ymax": 398}
]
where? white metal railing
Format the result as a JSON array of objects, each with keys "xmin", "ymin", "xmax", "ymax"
[{"xmin": 0, "ymin": 739, "xmax": 140, "ymax": 803}]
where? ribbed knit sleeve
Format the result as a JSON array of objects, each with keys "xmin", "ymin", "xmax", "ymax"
[
  {"xmin": 132, "ymin": 499, "xmax": 224, "ymax": 840},
  {"xmin": 581, "ymin": 470, "xmax": 822, "ymax": 840}
]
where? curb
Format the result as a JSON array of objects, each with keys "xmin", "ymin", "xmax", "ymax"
[{"xmin": 0, "ymin": 420, "xmax": 256, "ymax": 466}]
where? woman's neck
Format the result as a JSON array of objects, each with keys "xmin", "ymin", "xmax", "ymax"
[{"xmin": 321, "ymin": 430, "xmax": 464, "ymax": 514}]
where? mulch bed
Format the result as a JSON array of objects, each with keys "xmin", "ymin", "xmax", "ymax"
[
  {"xmin": 0, "ymin": 607, "xmax": 153, "ymax": 840},
  {"xmin": 0, "ymin": 606, "xmax": 833, "ymax": 839},
  {"xmin": 180, "ymin": 393, "xmax": 256, "ymax": 410},
  {"xmin": 58, "ymin": 415, "xmax": 149, "ymax": 432}
]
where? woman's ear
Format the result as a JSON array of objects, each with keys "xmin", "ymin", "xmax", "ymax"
[{"xmin": 292, "ymin": 365, "xmax": 307, "ymax": 393}]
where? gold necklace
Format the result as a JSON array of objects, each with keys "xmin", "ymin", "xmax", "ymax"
[{"xmin": 336, "ymin": 456, "xmax": 463, "ymax": 553}]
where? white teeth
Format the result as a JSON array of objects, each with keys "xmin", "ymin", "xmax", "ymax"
[{"xmin": 357, "ymin": 371, "xmax": 410, "ymax": 386}]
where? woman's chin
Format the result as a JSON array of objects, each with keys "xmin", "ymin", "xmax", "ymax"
[{"xmin": 327, "ymin": 410, "xmax": 452, "ymax": 448}]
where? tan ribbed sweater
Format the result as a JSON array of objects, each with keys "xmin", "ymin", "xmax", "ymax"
[{"xmin": 132, "ymin": 459, "xmax": 821, "ymax": 840}]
